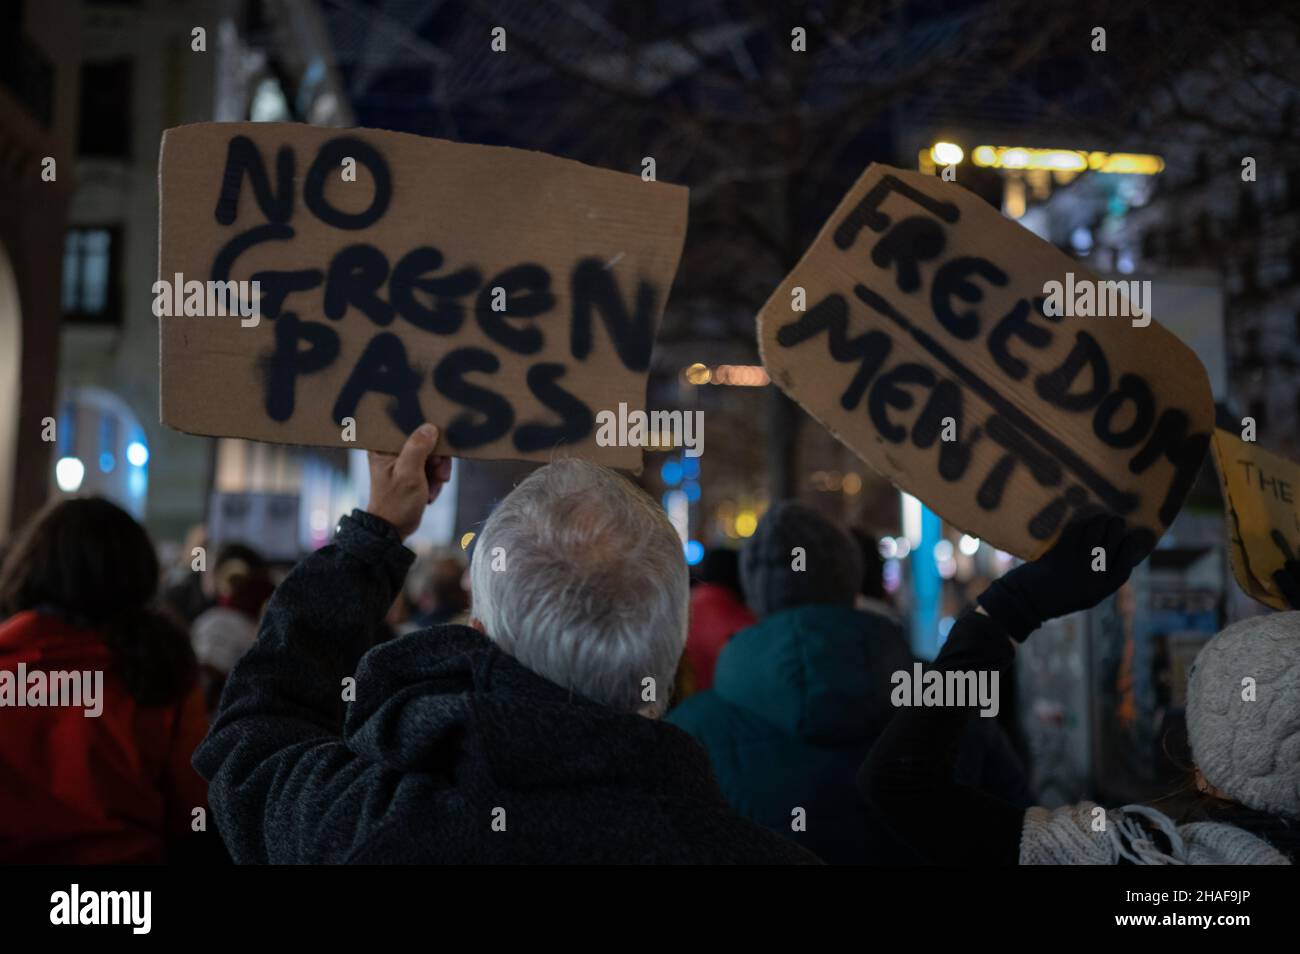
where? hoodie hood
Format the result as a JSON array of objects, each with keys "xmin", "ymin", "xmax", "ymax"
[
  {"xmin": 342, "ymin": 624, "xmax": 720, "ymax": 798},
  {"xmin": 711, "ymin": 604, "xmax": 913, "ymax": 743}
]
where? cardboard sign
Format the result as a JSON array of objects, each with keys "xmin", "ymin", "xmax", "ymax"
[
  {"xmin": 158, "ymin": 122, "xmax": 688, "ymax": 469},
  {"xmin": 1211, "ymin": 429, "xmax": 1300, "ymax": 609},
  {"xmin": 758, "ymin": 164, "xmax": 1214, "ymax": 559}
]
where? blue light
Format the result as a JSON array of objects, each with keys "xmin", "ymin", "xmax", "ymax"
[
  {"xmin": 685, "ymin": 540, "xmax": 704, "ymax": 565},
  {"xmin": 682, "ymin": 480, "xmax": 701, "ymax": 503},
  {"xmin": 681, "ymin": 456, "xmax": 700, "ymax": 480},
  {"xmin": 126, "ymin": 440, "xmax": 149, "ymax": 467},
  {"xmin": 98, "ymin": 452, "xmax": 115, "ymax": 473},
  {"xmin": 660, "ymin": 459, "xmax": 683, "ymax": 486}
]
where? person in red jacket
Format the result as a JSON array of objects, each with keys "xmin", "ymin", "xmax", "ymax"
[
  {"xmin": 0, "ymin": 497, "xmax": 209, "ymax": 863},
  {"xmin": 683, "ymin": 548, "xmax": 756, "ymax": 693}
]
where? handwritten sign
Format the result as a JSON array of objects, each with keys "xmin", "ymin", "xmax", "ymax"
[
  {"xmin": 158, "ymin": 122, "xmax": 688, "ymax": 469},
  {"xmin": 757, "ymin": 164, "xmax": 1214, "ymax": 559},
  {"xmin": 1212, "ymin": 429, "xmax": 1300, "ymax": 609}
]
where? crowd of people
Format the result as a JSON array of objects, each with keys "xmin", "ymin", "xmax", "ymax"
[{"xmin": 1, "ymin": 422, "xmax": 1297, "ymax": 864}]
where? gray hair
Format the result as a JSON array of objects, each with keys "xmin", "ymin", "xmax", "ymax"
[{"xmin": 470, "ymin": 458, "xmax": 688, "ymax": 715}]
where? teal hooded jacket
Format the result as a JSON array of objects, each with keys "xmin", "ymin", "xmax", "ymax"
[{"xmin": 668, "ymin": 603, "xmax": 1031, "ymax": 863}]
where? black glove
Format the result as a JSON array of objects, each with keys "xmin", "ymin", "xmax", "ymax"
[
  {"xmin": 977, "ymin": 514, "xmax": 1143, "ymax": 641},
  {"xmin": 1273, "ymin": 561, "xmax": 1300, "ymax": 610},
  {"xmin": 1269, "ymin": 532, "xmax": 1300, "ymax": 610}
]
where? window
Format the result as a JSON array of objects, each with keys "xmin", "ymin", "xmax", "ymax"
[
  {"xmin": 78, "ymin": 60, "xmax": 132, "ymax": 157},
  {"xmin": 62, "ymin": 227, "xmax": 122, "ymax": 326}
]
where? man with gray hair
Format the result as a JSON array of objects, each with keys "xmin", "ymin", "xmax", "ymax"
[{"xmin": 195, "ymin": 426, "xmax": 815, "ymax": 864}]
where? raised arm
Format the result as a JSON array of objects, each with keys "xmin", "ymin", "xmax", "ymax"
[
  {"xmin": 192, "ymin": 425, "xmax": 449, "ymax": 862},
  {"xmin": 861, "ymin": 514, "xmax": 1143, "ymax": 864}
]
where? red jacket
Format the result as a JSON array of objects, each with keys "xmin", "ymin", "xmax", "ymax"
[
  {"xmin": 0, "ymin": 610, "xmax": 209, "ymax": 863},
  {"xmin": 685, "ymin": 584, "xmax": 756, "ymax": 692}
]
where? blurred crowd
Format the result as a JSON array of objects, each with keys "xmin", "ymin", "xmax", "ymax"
[{"xmin": 0, "ymin": 429, "xmax": 1296, "ymax": 864}]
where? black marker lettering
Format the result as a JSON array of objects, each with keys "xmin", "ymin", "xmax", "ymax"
[
  {"xmin": 776, "ymin": 293, "xmax": 892, "ymax": 411},
  {"xmin": 324, "ymin": 244, "xmax": 393, "ymax": 325},
  {"xmin": 262, "ymin": 313, "xmax": 340, "ymax": 422},
  {"xmin": 1128, "ymin": 409, "xmax": 1210, "ymax": 526},
  {"xmin": 869, "ymin": 363, "xmax": 936, "ymax": 444},
  {"xmin": 514, "ymin": 363, "xmax": 593, "ymax": 452},
  {"xmin": 912, "ymin": 380, "xmax": 982, "ymax": 481},
  {"xmin": 988, "ymin": 298, "xmax": 1053, "ymax": 380},
  {"xmin": 871, "ymin": 216, "xmax": 947, "ymax": 294},
  {"xmin": 854, "ymin": 283, "xmax": 1138, "ymax": 514},
  {"xmin": 931, "ymin": 256, "xmax": 1008, "ymax": 340},
  {"xmin": 1094, "ymin": 373, "xmax": 1156, "ymax": 449},
  {"xmin": 1028, "ymin": 485, "xmax": 1093, "ymax": 540},
  {"xmin": 332, "ymin": 332, "xmax": 425, "ymax": 433},
  {"xmin": 432, "ymin": 347, "xmax": 514, "ymax": 449},
  {"xmin": 303, "ymin": 136, "xmax": 392, "ymax": 230},
  {"xmin": 1035, "ymin": 331, "xmax": 1110, "ymax": 412},
  {"xmin": 215, "ymin": 136, "xmax": 293, "ymax": 226},
  {"xmin": 476, "ymin": 264, "xmax": 555, "ymax": 356},
  {"xmin": 570, "ymin": 258, "xmax": 655, "ymax": 372},
  {"xmin": 833, "ymin": 174, "xmax": 960, "ymax": 250},
  {"xmin": 390, "ymin": 246, "xmax": 480, "ymax": 336}
]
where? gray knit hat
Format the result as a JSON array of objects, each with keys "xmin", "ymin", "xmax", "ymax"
[
  {"xmin": 739, "ymin": 501, "xmax": 863, "ymax": 618},
  {"xmin": 1186, "ymin": 611, "xmax": 1300, "ymax": 817}
]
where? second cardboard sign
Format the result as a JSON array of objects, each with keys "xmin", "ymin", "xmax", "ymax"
[{"xmin": 758, "ymin": 164, "xmax": 1215, "ymax": 560}]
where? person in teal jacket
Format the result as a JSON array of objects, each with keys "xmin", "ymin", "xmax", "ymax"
[{"xmin": 669, "ymin": 501, "xmax": 1031, "ymax": 864}]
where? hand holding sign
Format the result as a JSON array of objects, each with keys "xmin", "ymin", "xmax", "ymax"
[
  {"xmin": 757, "ymin": 164, "xmax": 1215, "ymax": 560},
  {"xmin": 977, "ymin": 514, "xmax": 1142, "ymax": 641},
  {"xmin": 158, "ymin": 123, "xmax": 688, "ymax": 471},
  {"xmin": 367, "ymin": 424, "xmax": 452, "ymax": 539}
]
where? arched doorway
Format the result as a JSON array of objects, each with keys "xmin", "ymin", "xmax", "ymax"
[{"xmin": 49, "ymin": 386, "xmax": 150, "ymax": 521}]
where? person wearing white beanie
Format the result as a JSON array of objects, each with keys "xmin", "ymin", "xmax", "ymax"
[{"xmin": 861, "ymin": 514, "xmax": 1300, "ymax": 865}]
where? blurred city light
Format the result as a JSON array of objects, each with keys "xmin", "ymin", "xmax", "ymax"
[
  {"xmin": 683, "ymin": 362, "xmax": 711, "ymax": 385},
  {"xmin": 55, "ymin": 456, "xmax": 85, "ymax": 492},
  {"xmin": 684, "ymin": 364, "xmax": 769, "ymax": 386},
  {"xmin": 685, "ymin": 540, "xmax": 704, "ymax": 565},
  {"xmin": 711, "ymin": 365, "xmax": 769, "ymax": 386},
  {"xmin": 460, "ymin": 532, "xmax": 475, "ymax": 550},
  {"xmin": 971, "ymin": 145, "xmax": 1164, "ymax": 175},
  {"xmin": 930, "ymin": 141, "xmax": 964, "ymax": 165},
  {"xmin": 126, "ymin": 440, "xmax": 149, "ymax": 467},
  {"xmin": 735, "ymin": 509, "xmax": 758, "ymax": 537},
  {"xmin": 901, "ymin": 493, "xmax": 923, "ymax": 547},
  {"xmin": 959, "ymin": 534, "xmax": 981, "ymax": 556}
]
